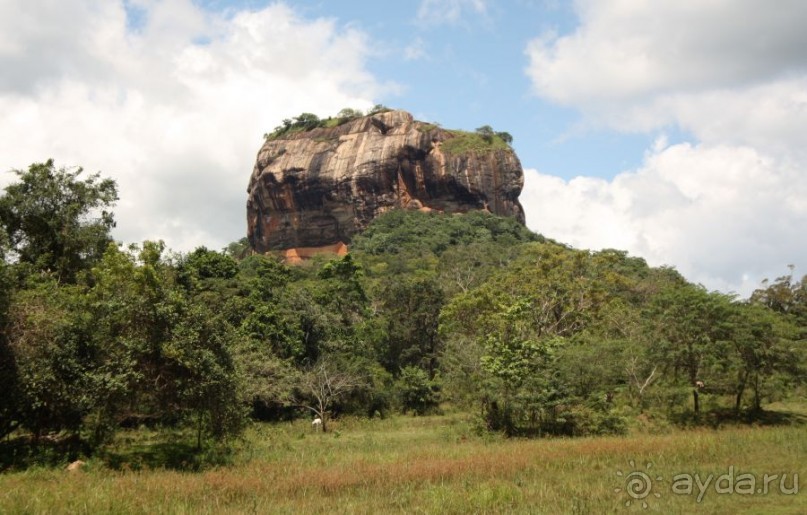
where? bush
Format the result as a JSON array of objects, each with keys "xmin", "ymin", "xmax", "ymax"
[
  {"xmin": 564, "ymin": 404, "xmax": 628, "ymax": 436},
  {"xmin": 396, "ymin": 366, "xmax": 441, "ymax": 415}
]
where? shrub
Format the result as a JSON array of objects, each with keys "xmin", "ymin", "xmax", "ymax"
[{"xmin": 397, "ymin": 366, "xmax": 441, "ymax": 415}]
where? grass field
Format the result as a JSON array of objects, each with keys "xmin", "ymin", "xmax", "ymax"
[{"xmin": 1, "ymin": 406, "xmax": 805, "ymax": 514}]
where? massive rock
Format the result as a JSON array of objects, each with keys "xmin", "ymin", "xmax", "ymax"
[{"xmin": 247, "ymin": 110, "xmax": 525, "ymax": 254}]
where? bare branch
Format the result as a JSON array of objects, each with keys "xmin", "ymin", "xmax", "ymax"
[
  {"xmin": 626, "ymin": 357, "xmax": 659, "ymax": 396},
  {"xmin": 293, "ymin": 358, "xmax": 366, "ymax": 432}
]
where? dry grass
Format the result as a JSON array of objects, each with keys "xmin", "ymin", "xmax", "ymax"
[{"xmin": 1, "ymin": 412, "xmax": 805, "ymax": 514}]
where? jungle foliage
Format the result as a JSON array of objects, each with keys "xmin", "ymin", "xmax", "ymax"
[{"xmin": 1, "ymin": 160, "xmax": 805, "ymax": 470}]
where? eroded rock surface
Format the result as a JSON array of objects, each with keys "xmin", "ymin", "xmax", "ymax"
[{"xmin": 247, "ymin": 110, "xmax": 525, "ymax": 253}]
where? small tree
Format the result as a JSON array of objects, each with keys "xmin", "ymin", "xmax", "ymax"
[
  {"xmin": 295, "ymin": 357, "xmax": 365, "ymax": 432},
  {"xmin": 495, "ymin": 131, "xmax": 513, "ymax": 144},
  {"xmin": 294, "ymin": 113, "xmax": 320, "ymax": 130},
  {"xmin": 396, "ymin": 366, "xmax": 440, "ymax": 415},
  {"xmin": 475, "ymin": 125, "xmax": 495, "ymax": 143},
  {"xmin": 337, "ymin": 108, "xmax": 364, "ymax": 120},
  {"xmin": 625, "ymin": 356, "xmax": 659, "ymax": 413},
  {"xmin": 169, "ymin": 301, "xmax": 247, "ymax": 449},
  {"xmin": 367, "ymin": 104, "xmax": 390, "ymax": 115}
]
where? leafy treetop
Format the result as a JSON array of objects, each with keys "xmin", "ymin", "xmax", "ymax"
[{"xmin": 0, "ymin": 159, "xmax": 118, "ymax": 283}]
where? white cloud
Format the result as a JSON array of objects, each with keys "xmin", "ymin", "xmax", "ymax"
[
  {"xmin": 0, "ymin": 0, "xmax": 382, "ymax": 251},
  {"xmin": 524, "ymin": 0, "xmax": 807, "ymax": 149},
  {"xmin": 522, "ymin": 139, "xmax": 807, "ymax": 295},
  {"xmin": 404, "ymin": 37, "xmax": 427, "ymax": 61},
  {"xmin": 522, "ymin": 0, "xmax": 807, "ymax": 295},
  {"xmin": 416, "ymin": 0, "xmax": 489, "ymax": 26},
  {"xmin": 526, "ymin": 0, "xmax": 807, "ymax": 108}
]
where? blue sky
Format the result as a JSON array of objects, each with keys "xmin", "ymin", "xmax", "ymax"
[
  {"xmin": 191, "ymin": 0, "xmax": 659, "ymax": 179},
  {"xmin": 1, "ymin": 0, "xmax": 806, "ymax": 295}
]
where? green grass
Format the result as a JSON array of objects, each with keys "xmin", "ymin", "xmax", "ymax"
[
  {"xmin": 264, "ymin": 115, "xmax": 360, "ymax": 140},
  {"xmin": 1, "ymin": 408, "xmax": 805, "ymax": 513},
  {"xmin": 441, "ymin": 130, "xmax": 511, "ymax": 155},
  {"xmin": 416, "ymin": 123, "xmax": 439, "ymax": 133},
  {"xmin": 321, "ymin": 117, "xmax": 345, "ymax": 128}
]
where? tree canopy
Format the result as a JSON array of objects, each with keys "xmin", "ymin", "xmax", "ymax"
[
  {"xmin": 0, "ymin": 159, "xmax": 118, "ymax": 283},
  {"xmin": 1, "ymin": 161, "xmax": 805, "ymax": 468}
]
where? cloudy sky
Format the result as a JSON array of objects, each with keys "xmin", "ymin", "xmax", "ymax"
[{"xmin": 1, "ymin": 0, "xmax": 805, "ymax": 296}]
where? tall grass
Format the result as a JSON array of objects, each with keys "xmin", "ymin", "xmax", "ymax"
[{"xmin": 1, "ymin": 411, "xmax": 804, "ymax": 513}]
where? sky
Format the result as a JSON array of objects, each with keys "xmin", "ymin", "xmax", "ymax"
[{"xmin": 0, "ymin": 0, "xmax": 805, "ymax": 296}]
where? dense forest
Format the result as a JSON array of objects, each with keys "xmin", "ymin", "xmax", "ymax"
[{"xmin": 1, "ymin": 161, "xmax": 805, "ymax": 467}]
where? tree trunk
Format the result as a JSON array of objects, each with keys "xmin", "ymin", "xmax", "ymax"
[
  {"xmin": 196, "ymin": 411, "xmax": 204, "ymax": 450},
  {"xmin": 735, "ymin": 386, "xmax": 745, "ymax": 414},
  {"xmin": 735, "ymin": 371, "xmax": 748, "ymax": 414},
  {"xmin": 689, "ymin": 361, "xmax": 700, "ymax": 415}
]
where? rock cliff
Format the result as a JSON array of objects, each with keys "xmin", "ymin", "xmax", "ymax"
[{"xmin": 247, "ymin": 110, "xmax": 525, "ymax": 254}]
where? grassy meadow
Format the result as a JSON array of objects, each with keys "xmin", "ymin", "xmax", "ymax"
[{"xmin": 1, "ymin": 405, "xmax": 805, "ymax": 514}]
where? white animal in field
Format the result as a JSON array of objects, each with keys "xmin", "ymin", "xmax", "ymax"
[
  {"xmin": 66, "ymin": 460, "xmax": 86, "ymax": 472},
  {"xmin": 312, "ymin": 417, "xmax": 322, "ymax": 431},
  {"xmin": 695, "ymin": 380, "xmax": 705, "ymax": 389}
]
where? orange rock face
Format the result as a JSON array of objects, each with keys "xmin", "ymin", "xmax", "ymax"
[
  {"xmin": 280, "ymin": 242, "xmax": 349, "ymax": 264},
  {"xmin": 247, "ymin": 110, "xmax": 525, "ymax": 253}
]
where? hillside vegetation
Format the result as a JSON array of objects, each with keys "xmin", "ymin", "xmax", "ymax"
[{"xmin": 0, "ymin": 160, "xmax": 805, "ymax": 483}]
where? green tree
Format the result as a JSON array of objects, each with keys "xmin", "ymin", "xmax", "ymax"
[
  {"xmin": 478, "ymin": 298, "xmax": 568, "ymax": 435},
  {"xmin": 294, "ymin": 112, "xmax": 321, "ymax": 130},
  {"xmin": 6, "ymin": 279, "xmax": 94, "ymax": 439},
  {"xmin": 226, "ymin": 255, "xmax": 312, "ymax": 418},
  {"xmin": 0, "ymin": 160, "xmax": 118, "ymax": 283},
  {"xmin": 437, "ymin": 242, "xmax": 519, "ymax": 296},
  {"xmin": 495, "ymin": 131, "xmax": 513, "ymax": 144},
  {"xmin": 337, "ymin": 108, "xmax": 364, "ymax": 120},
  {"xmin": 314, "ymin": 254, "xmax": 370, "ymax": 341},
  {"xmin": 378, "ymin": 277, "xmax": 444, "ymax": 377},
  {"xmin": 367, "ymin": 104, "xmax": 390, "ymax": 115},
  {"xmin": 224, "ymin": 237, "xmax": 251, "ymax": 260},
  {"xmin": 88, "ymin": 242, "xmax": 245, "ymax": 442},
  {"xmin": 729, "ymin": 302, "xmax": 799, "ymax": 413},
  {"xmin": 475, "ymin": 125, "xmax": 495, "ymax": 143},
  {"xmin": 646, "ymin": 284, "xmax": 733, "ymax": 414},
  {"xmin": 396, "ymin": 366, "xmax": 440, "ymax": 415},
  {"xmin": 439, "ymin": 243, "xmax": 618, "ymax": 435},
  {"xmin": 751, "ymin": 270, "xmax": 807, "ymax": 336},
  {"xmin": 0, "ymin": 254, "xmax": 19, "ymax": 438},
  {"xmin": 180, "ymin": 247, "xmax": 238, "ymax": 282},
  {"xmin": 167, "ymin": 300, "xmax": 246, "ymax": 448},
  {"xmin": 239, "ymin": 304, "xmax": 303, "ymax": 362}
]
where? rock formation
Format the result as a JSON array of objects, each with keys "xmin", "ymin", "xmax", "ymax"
[{"xmin": 247, "ymin": 110, "xmax": 525, "ymax": 254}]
